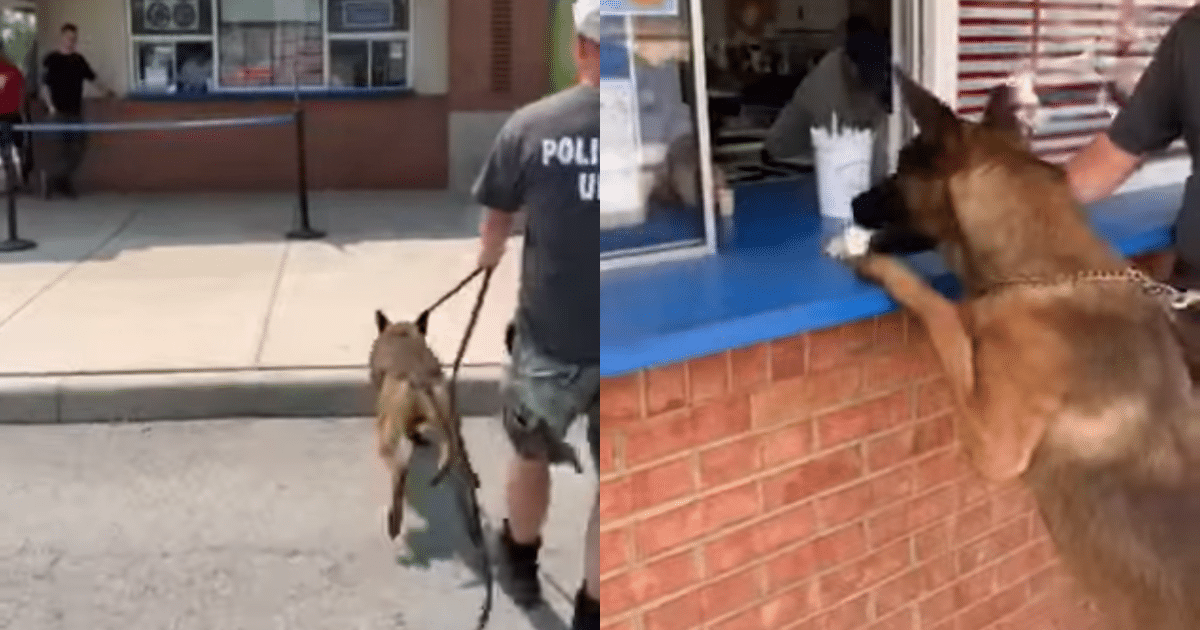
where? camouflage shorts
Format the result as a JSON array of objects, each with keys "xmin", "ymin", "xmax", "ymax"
[{"xmin": 501, "ymin": 325, "xmax": 599, "ymax": 473}]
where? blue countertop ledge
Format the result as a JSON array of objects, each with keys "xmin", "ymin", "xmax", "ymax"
[{"xmin": 599, "ymin": 177, "xmax": 1185, "ymax": 377}]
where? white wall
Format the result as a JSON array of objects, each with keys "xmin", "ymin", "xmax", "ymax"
[
  {"xmin": 410, "ymin": 0, "xmax": 447, "ymax": 95},
  {"xmin": 37, "ymin": 0, "xmax": 127, "ymax": 96},
  {"xmin": 34, "ymin": 0, "xmax": 448, "ymax": 95}
]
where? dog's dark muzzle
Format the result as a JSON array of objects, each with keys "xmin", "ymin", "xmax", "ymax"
[
  {"xmin": 852, "ymin": 178, "xmax": 903, "ymax": 229},
  {"xmin": 851, "ymin": 178, "xmax": 939, "ymax": 254}
]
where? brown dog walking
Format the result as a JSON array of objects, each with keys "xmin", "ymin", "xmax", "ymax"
[
  {"xmin": 368, "ymin": 310, "xmax": 469, "ymax": 540},
  {"xmin": 848, "ymin": 69, "xmax": 1200, "ymax": 630}
]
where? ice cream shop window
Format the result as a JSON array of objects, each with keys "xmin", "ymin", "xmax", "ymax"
[{"xmin": 598, "ymin": 0, "xmax": 903, "ymax": 270}]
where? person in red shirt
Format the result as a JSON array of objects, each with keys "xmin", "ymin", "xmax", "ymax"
[{"xmin": 0, "ymin": 44, "xmax": 26, "ymax": 192}]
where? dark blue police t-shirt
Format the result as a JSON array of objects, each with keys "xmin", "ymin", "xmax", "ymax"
[{"xmin": 472, "ymin": 84, "xmax": 600, "ymax": 365}]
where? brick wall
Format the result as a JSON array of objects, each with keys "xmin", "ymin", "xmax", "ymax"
[
  {"xmin": 63, "ymin": 96, "xmax": 449, "ymax": 192},
  {"xmin": 596, "ymin": 292, "xmax": 1165, "ymax": 630}
]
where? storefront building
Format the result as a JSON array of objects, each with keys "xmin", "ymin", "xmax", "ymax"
[
  {"xmin": 13, "ymin": 0, "xmax": 558, "ymax": 192},
  {"xmin": 600, "ymin": 1, "xmax": 1194, "ymax": 629}
]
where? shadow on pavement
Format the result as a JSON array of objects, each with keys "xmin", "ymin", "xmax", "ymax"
[{"xmin": 388, "ymin": 444, "xmax": 570, "ymax": 630}]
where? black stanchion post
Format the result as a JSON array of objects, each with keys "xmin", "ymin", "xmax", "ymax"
[
  {"xmin": 286, "ymin": 104, "xmax": 324, "ymax": 240},
  {"xmin": 0, "ymin": 121, "xmax": 34, "ymax": 253}
]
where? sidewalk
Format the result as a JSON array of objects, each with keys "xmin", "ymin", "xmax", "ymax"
[{"xmin": 0, "ymin": 190, "xmax": 521, "ymax": 423}]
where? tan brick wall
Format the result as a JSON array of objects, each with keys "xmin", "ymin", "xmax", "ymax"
[{"xmin": 598, "ymin": 307, "xmax": 1116, "ymax": 630}]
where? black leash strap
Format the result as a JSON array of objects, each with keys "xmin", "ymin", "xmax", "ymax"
[
  {"xmin": 415, "ymin": 267, "xmax": 484, "ymax": 334},
  {"xmin": 445, "ymin": 266, "xmax": 494, "ymax": 630}
]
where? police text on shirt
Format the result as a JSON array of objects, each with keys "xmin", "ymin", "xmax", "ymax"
[{"xmin": 542, "ymin": 136, "xmax": 599, "ymax": 201}]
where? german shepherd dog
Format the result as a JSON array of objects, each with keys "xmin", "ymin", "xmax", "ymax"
[
  {"xmin": 369, "ymin": 310, "xmax": 467, "ymax": 540},
  {"xmin": 847, "ymin": 69, "xmax": 1200, "ymax": 630}
]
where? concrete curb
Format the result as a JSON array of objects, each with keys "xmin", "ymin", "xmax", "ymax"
[{"xmin": 0, "ymin": 365, "xmax": 502, "ymax": 423}]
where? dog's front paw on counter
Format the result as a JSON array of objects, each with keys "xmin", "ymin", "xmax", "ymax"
[{"xmin": 824, "ymin": 225, "xmax": 876, "ymax": 262}]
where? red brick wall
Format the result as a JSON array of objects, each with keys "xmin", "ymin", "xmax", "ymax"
[
  {"xmin": 448, "ymin": 0, "xmax": 552, "ymax": 112},
  {"xmin": 598, "ymin": 309, "xmax": 1113, "ymax": 630},
  {"xmin": 51, "ymin": 96, "xmax": 448, "ymax": 192}
]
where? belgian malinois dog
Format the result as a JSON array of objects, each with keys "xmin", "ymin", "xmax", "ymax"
[
  {"xmin": 369, "ymin": 310, "xmax": 467, "ymax": 540},
  {"xmin": 847, "ymin": 69, "xmax": 1200, "ymax": 630}
]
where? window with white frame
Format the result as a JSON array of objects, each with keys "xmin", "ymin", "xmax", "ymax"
[
  {"xmin": 127, "ymin": 0, "xmax": 410, "ymax": 93},
  {"xmin": 956, "ymin": 0, "xmax": 1191, "ymax": 164}
]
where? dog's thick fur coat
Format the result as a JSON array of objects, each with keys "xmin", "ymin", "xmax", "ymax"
[
  {"xmin": 369, "ymin": 310, "xmax": 466, "ymax": 540},
  {"xmin": 850, "ymin": 69, "xmax": 1200, "ymax": 630}
]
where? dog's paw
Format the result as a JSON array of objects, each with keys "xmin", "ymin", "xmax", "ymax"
[{"xmin": 825, "ymin": 225, "xmax": 875, "ymax": 262}]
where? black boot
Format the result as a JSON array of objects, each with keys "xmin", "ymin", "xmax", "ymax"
[
  {"xmin": 571, "ymin": 584, "xmax": 600, "ymax": 630},
  {"xmin": 497, "ymin": 518, "xmax": 543, "ymax": 608}
]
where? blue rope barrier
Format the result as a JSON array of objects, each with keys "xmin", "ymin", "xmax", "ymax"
[
  {"xmin": 10, "ymin": 113, "xmax": 296, "ymax": 133},
  {"xmin": 0, "ymin": 109, "xmax": 324, "ymax": 250}
]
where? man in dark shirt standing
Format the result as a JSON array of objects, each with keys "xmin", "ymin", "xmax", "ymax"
[
  {"xmin": 40, "ymin": 23, "xmax": 114, "ymax": 199},
  {"xmin": 471, "ymin": 1, "xmax": 599, "ymax": 628}
]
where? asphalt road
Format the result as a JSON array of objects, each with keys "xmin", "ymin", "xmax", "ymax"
[{"xmin": 0, "ymin": 416, "xmax": 594, "ymax": 630}]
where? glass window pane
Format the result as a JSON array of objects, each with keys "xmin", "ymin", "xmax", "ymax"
[
  {"xmin": 135, "ymin": 41, "xmax": 214, "ymax": 93},
  {"xmin": 2, "ymin": 7, "xmax": 38, "ymax": 76},
  {"xmin": 593, "ymin": 7, "xmax": 712, "ymax": 259},
  {"xmin": 136, "ymin": 42, "xmax": 175, "ymax": 89},
  {"xmin": 329, "ymin": 40, "xmax": 368, "ymax": 88},
  {"xmin": 217, "ymin": 0, "xmax": 323, "ymax": 87},
  {"xmin": 175, "ymin": 41, "xmax": 214, "ymax": 93},
  {"xmin": 327, "ymin": 0, "xmax": 408, "ymax": 33},
  {"xmin": 369, "ymin": 39, "xmax": 407, "ymax": 87}
]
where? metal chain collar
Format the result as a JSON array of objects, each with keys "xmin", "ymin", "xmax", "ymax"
[{"xmin": 992, "ymin": 267, "xmax": 1200, "ymax": 311}]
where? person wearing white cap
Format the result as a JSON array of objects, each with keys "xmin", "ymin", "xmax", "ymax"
[{"xmin": 470, "ymin": 1, "xmax": 600, "ymax": 629}]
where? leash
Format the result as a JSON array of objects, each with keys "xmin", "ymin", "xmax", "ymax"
[
  {"xmin": 415, "ymin": 267, "xmax": 484, "ymax": 334},
  {"xmin": 991, "ymin": 267, "xmax": 1200, "ymax": 310},
  {"xmin": 443, "ymin": 265, "xmax": 494, "ymax": 630}
]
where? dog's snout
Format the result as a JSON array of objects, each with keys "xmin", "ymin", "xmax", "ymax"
[{"xmin": 852, "ymin": 179, "xmax": 902, "ymax": 229}]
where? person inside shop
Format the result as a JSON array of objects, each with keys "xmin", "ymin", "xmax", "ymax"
[
  {"xmin": 763, "ymin": 14, "xmax": 892, "ymax": 181},
  {"xmin": 39, "ymin": 22, "xmax": 116, "ymax": 199}
]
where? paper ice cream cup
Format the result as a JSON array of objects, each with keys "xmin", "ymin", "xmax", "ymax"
[{"xmin": 811, "ymin": 113, "xmax": 875, "ymax": 223}]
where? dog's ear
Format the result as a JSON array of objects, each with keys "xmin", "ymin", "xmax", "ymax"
[
  {"xmin": 980, "ymin": 83, "xmax": 1025, "ymax": 140},
  {"xmin": 894, "ymin": 67, "xmax": 961, "ymax": 146},
  {"xmin": 415, "ymin": 311, "xmax": 429, "ymax": 337},
  {"xmin": 375, "ymin": 310, "xmax": 390, "ymax": 333}
]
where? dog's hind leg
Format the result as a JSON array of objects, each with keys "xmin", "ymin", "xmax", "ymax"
[
  {"xmin": 386, "ymin": 437, "xmax": 414, "ymax": 540},
  {"xmin": 376, "ymin": 379, "xmax": 415, "ymax": 461}
]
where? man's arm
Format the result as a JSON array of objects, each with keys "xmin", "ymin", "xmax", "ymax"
[
  {"xmin": 477, "ymin": 208, "xmax": 518, "ymax": 269},
  {"xmin": 471, "ymin": 122, "xmax": 526, "ymax": 269},
  {"xmin": 81, "ymin": 56, "xmax": 114, "ymax": 98},
  {"xmin": 38, "ymin": 83, "xmax": 54, "ymax": 114},
  {"xmin": 89, "ymin": 78, "xmax": 116, "ymax": 99},
  {"xmin": 1063, "ymin": 14, "xmax": 1186, "ymax": 204},
  {"xmin": 1063, "ymin": 133, "xmax": 1142, "ymax": 204}
]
